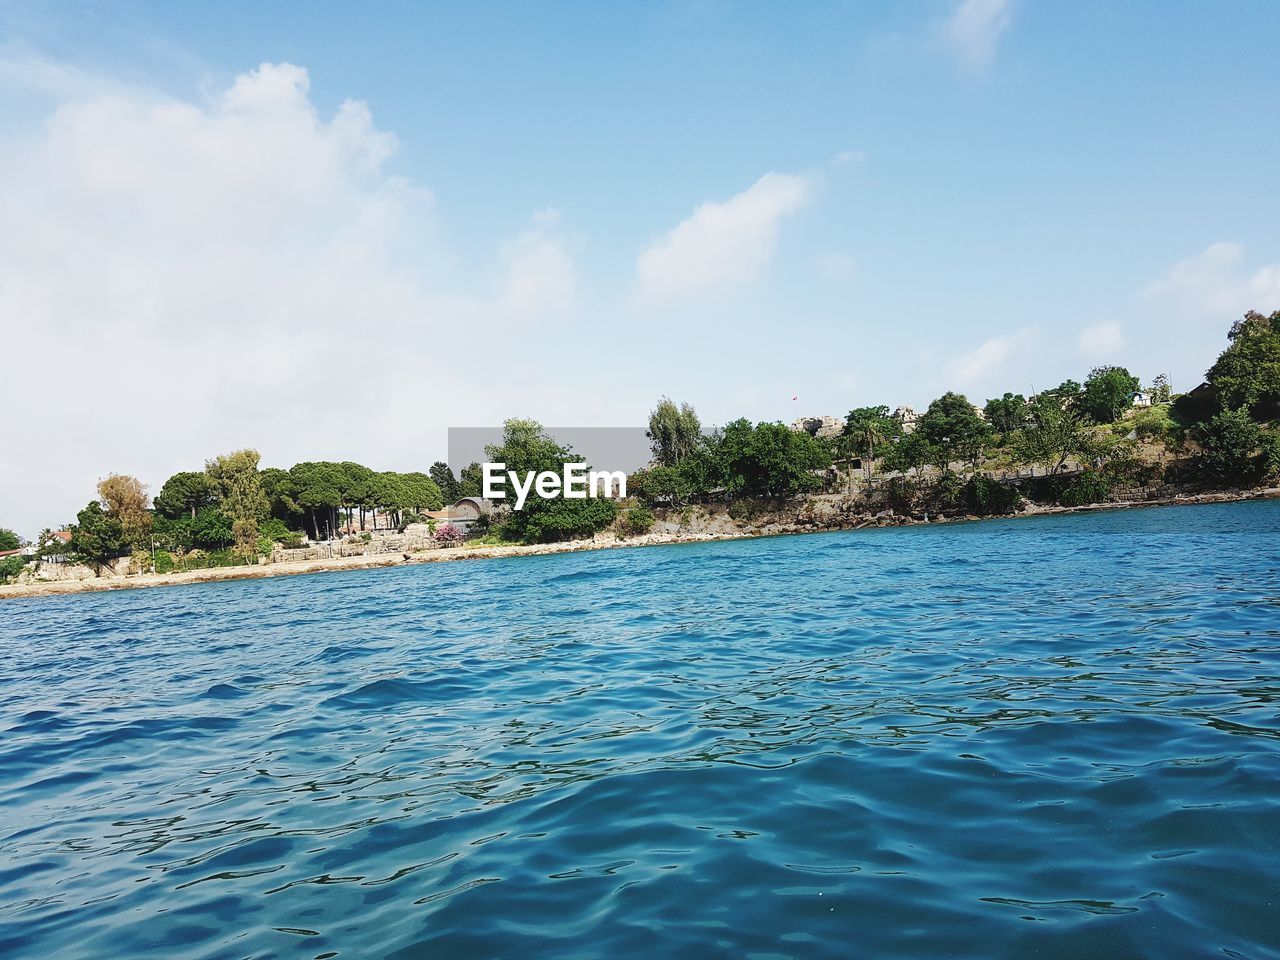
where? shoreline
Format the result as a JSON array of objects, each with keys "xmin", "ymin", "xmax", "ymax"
[{"xmin": 3, "ymin": 486, "xmax": 1276, "ymax": 602}]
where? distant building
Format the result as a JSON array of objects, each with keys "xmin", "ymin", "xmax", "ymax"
[
  {"xmin": 790, "ymin": 415, "xmax": 844, "ymax": 439},
  {"xmin": 892, "ymin": 406, "xmax": 919, "ymax": 434},
  {"xmin": 1130, "ymin": 391, "xmax": 1152, "ymax": 408}
]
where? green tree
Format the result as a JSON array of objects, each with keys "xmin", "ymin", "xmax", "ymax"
[
  {"xmin": 1206, "ymin": 310, "xmax": 1280, "ymax": 414},
  {"xmin": 917, "ymin": 392, "xmax": 993, "ymax": 469},
  {"xmin": 1047, "ymin": 379, "xmax": 1083, "ymax": 407},
  {"xmin": 0, "ymin": 528, "xmax": 19, "ymax": 552},
  {"xmin": 206, "ymin": 449, "xmax": 269, "ymax": 556},
  {"xmin": 0, "ymin": 555, "xmax": 25, "ymax": 583},
  {"xmin": 1080, "ymin": 366, "xmax": 1141, "ymax": 423},
  {"xmin": 1014, "ymin": 396, "xmax": 1090, "ymax": 475},
  {"xmin": 153, "ymin": 471, "xmax": 216, "ymax": 519},
  {"xmin": 881, "ymin": 431, "xmax": 936, "ymax": 476},
  {"xmin": 713, "ymin": 419, "xmax": 828, "ymax": 499},
  {"xmin": 189, "ymin": 507, "xmax": 235, "ymax": 549},
  {"xmin": 1149, "ymin": 373, "xmax": 1172, "ymax": 404},
  {"xmin": 983, "ymin": 393, "xmax": 1028, "ymax": 434},
  {"xmin": 68, "ymin": 501, "xmax": 127, "ymax": 573},
  {"xmin": 629, "ymin": 465, "xmax": 694, "ymax": 507},
  {"xmin": 647, "ymin": 397, "xmax": 702, "ymax": 467},
  {"xmin": 288, "ymin": 462, "xmax": 344, "ymax": 538},
  {"xmin": 430, "ymin": 461, "xmax": 461, "ymax": 503},
  {"xmin": 458, "ymin": 462, "xmax": 484, "ymax": 499},
  {"xmin": 843, "ymin": 406, "xmax": 900, "ymax": 482},
  {"xmin": 487, "ymin": 419, "xmax": 622, "ymax": 543},
  {"xmin": 260, "ymin": 467, "xmax": 303, "ymax": 526},
  {"xmin": 1193, "ymin": 408, "xmax": 1266, "ymax": 484}
]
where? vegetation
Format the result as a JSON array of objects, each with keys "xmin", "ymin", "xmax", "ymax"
[
  {"xmin": 619, "ymin": 506, "xmax": 655, "ymax": 537},
  {"xmin": 1079, "ymin": 366, "xmax": 1141, "ymax": 424},
  {"xmin": 9, "ymin": 309, "xmax": 1278, "ymax": 579},
  {"xmin": 434, "ymin": 523, "xmax": 466, "ymax": 545},
  {"xmin": 647, "ymin": 397, "xmax": 702, "ymax": 467},
  {"xmin": 485, "ymin": 419, "xmax": 620, "ymax": 543},
  {"xmin": 1193, "ymin": 409, "xmax": 1271, "ymax": 484},
  {"xmin": 1206, "ymin": 310, "xmax": 1280, "ymax": 415}
]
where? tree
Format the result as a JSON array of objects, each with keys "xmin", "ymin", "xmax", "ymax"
[
  {"xmin": 711, "ymin": 419, "xmax": 828, "ymax": 499},
  {"xmin": 153, "ymin": 472, "xmax": 216, "ymax": 520},
  {"xmin": 1193, "ymin": 409, "xmax": 1266, "ymax": 484},
  {"xmin": 288, "ymin": 462, "xmax": 344, "ymax": 538},
  {"xmin": 0, "ymin": 528, "xmax": 19, "ymax": 552},
  {"xmin": 68, "ymin": 501, "xmax": 127, "ymax": 573},
  {"xmin": 430, "ymin": 461, "xmax": 461, "ymax": 503},
  {"xmin": 458, "ymin": 462, "xmax": 484, "ymax": 499},
  {"xmin": 881, "ymin": 431, "xmax": 935, "ymax": 476},
  {"xmin": 1149, "ymin": 373, "xmax": 1172, "ymax": 404},
  {"xmin": 983, "ymin": 393, "xmax": 1028, "ymax": 434},
  {"xmin": 486, "ymin": 419, "xmax": 622, "ymax": 544},
  {"xmin": 1014, "ymin": 396, "xmax": 1090, "ymax": 475},
  {"xmin": 917, "ymin": 392, "xmax": 993, "ymax": 469},
  {"xmin": 647, "ymin": 398, "xmax": 702, "ymax": 467},
  {"xmin": 1047, "ymin": 379, "xmax": 1083, "ymax": 407},
  {"xmin": 1080, "ymin": 366, "xmax": 1141, "ymax": 424},
  {"xmin": 1206, "ymin": 310, "xmax": 1280, "ymax": 415},
  {"xmin": 260, "ymin": 467, "xmax": 303, "ymax": 526},
  {"xmin": 206, "ymin": 449, "xmax": 268, "ymax": 556},
  {"xmin": 0, "ymin": 555, "xmax": 25, "ymax": 584},
  {"xmin": 97, "ymin": 474, "xmax": 152, "ymax": 550},
  {"xmin": 843, "ymin": 406, "xmax": 900, "ymax": 483},
  {"xmin": 629, "ymin": 465, "xmax": 694, "ymax": 507}
]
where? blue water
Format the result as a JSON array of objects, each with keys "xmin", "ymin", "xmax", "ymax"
[{"xmin": 1, "ymin": 501, "xmax": 1279, "ymax": 959}]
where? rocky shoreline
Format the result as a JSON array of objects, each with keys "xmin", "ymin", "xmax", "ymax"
[{"xmin": 2, "ymin": 486, "xmax": 1276, "ymax": 602}]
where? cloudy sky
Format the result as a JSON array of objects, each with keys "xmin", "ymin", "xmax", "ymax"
[{"xmin": 1, "ymin": 0, "xmax": 1278, "ymax": 536}]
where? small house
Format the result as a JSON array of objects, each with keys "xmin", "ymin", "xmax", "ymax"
[{"xmin": 1130, "ymin": 391, "xmax": 1152, "ymax": 408}]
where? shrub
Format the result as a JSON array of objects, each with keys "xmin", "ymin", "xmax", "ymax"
[
  {"xmin": 279, "ymin": 531, "xmax": 305, "ymax": 550},
  {"xmin": 881, "ymin": 477, "xmax": 920, "ymax": 514},
  {"xmin": 1057, "ymin": 470, "xmax": 1113, "ymax": 507},
  {"xmin": 1128, "ymin": 404, "xmax": 1178, "ymax": 442},
  {"xmin": 619, "ymin": 507, "xmax": 655, "ymax": 537},
  {"xmin": 259, "ymin": 518, "xmax": 292, "ymax": 542},
  {"xmin": 727, "ymin": 499, "xmax": 767, "ymax": 522},
  {"xmin": 962, "ymin": 476, "xmax": 1022, "ymax": 515},
  {"xmin": 0, "ymin": 555, "xmax": 26, "ymax": 584},
  {"xmin": 153, "ymin": 551, "xmax": 175, "ymax": 574},
  {"xmin": 1193, "ymin": 409, "xmax": 1266, "ymax": 484},
  {"xmin": 176, "ymin": 549, "xmax": 243, "ymax": 572},
  {"xmin": 434, "ymin": 523, "xmax": 466, "ymax": 545}
]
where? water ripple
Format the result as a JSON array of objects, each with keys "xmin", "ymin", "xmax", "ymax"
[{"xmin": 1, "ymin": 501, "xmax": 1279, "ymax": 958}]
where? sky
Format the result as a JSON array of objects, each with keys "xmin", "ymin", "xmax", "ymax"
[{"xmin": 1, "ymin": 0, "xmax": 1278, "ymax": 537}]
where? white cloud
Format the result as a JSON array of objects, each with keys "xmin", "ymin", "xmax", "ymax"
[
  {"xmin": 941, "ymin": 0, "xmax": 1014, "ymax": 69},
  {"xmin": 0, "ymin": 61, "xmax": 580, "ymax": 537},
  {"xmin": 1077, "ymin": 320, "xmax": 1124, "ymax": 359},
  {"xmin": 1141, "ymin": 241, "xmax": 1280, "ymax": 316},
  {"xmin": 499, "ymin": 209, "xmax": 577, "ymax": 317},
  {"xmin": 635, "ymin": 172, "xmax": 816, "ymax": 303},
  {"xmin": 948, "ymin": 330, "xmax": 1031, "ymax": 391}
]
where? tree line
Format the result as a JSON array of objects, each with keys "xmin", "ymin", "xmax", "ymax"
[{"xmin": 3, "ymin": 308, "xmax": 1278, "ymax": 581}]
